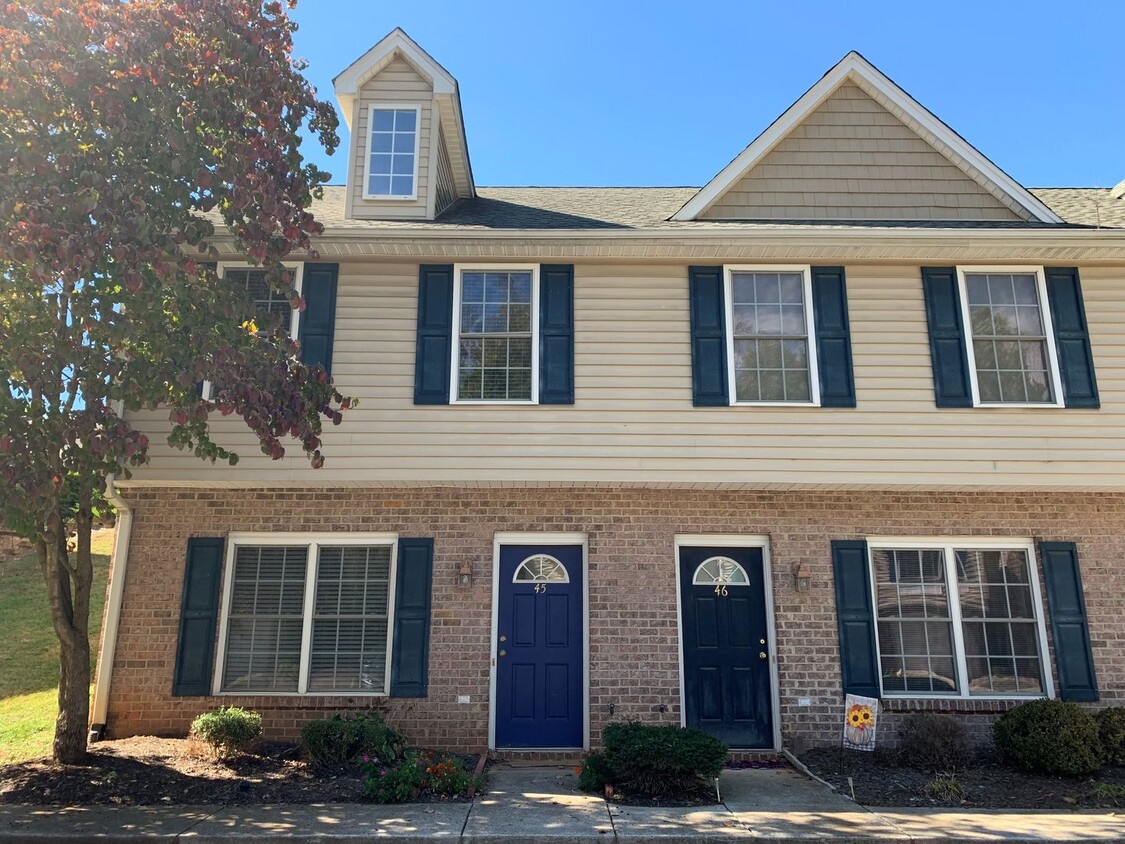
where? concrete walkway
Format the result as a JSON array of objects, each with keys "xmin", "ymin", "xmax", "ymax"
[{"xmin": 4, "ymin": 764, "xmax": 1125, "ymax": 842}]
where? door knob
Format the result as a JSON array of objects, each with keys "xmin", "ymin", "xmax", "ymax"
[
  {"xmin": 759, "ymin": 652, "xmax": 768, "ymax": 660},
  {"xmin": 499, "ymin": 649, "xmax": 507, "ymax": 657}
]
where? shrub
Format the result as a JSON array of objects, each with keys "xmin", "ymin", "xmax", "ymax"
[
  {"xmin": 922, "ymin": 772, "xmax": 966, "ymax": 802},
  {"xmin": 423, "ymin": 752, "xmax": 479, "ymax": 797},
  {"xmin": 1098, "ymin": 707, "xmax": 1125, "ymax": 766},
  {"xmin": 593, "ymin": 721, "xmax": 728, "ymax": 796},
  {"xmin": 993, "ymin": 699, "xmax": 1102, "ymax": 777},
  {"xmin": 361, "ymin": 750, "xmax": 428, "ymax": 803},
  {"xmin": 190, "ymin": 706, "xmax": 262, "ymax": 757},
  {"xmin": 897, "ymin": 713, "xmax": 970, "ymax": 772},
  {"xmin": 577, "ymin": 752, "xmax": 611, "ymax": 793},
  {"xmin": 301, "ymin": 713, "xmax": 406, "ymax": 767}
]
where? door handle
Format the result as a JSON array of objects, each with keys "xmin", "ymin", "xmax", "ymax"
[
  {"xmin": 499, "ymin": 649, "xmax": 507, "ymax": 657},
  {"xmin": 759, "ymin": 652, "xmax": 768, "ymax": 660}
]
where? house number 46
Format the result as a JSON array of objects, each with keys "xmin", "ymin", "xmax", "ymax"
[{"xmin": 713, "ymin": 585, "xmax": 729, "ymax": 597}]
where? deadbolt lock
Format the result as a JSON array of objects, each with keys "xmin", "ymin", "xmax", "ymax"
[
  {"xmin": 499, "ymin": 635, "xmax": 507, "ymax": 643},
  {"xmin": 759, "ymin": 638, "xmax": 766, "ymax": 645}
]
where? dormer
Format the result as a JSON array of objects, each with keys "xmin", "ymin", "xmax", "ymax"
[
  {"xmin": 334, "ymin": 29, "xmax": 475, "ymax": 221},
  {"xmin": 673, "ymin": 52, "xmax": 1062, "ymax": 225}
]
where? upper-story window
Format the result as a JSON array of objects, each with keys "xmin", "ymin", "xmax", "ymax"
[
  {"xmin": 959, "ymin": 268, "xmax": 1063, "ymax": 407},
  {"xmin": 365, "ymin": 105, "xmax": 420, "ymax": 199},
  {"xmin": 726, "ymin": 266, "xmax": 819, "ymax": 405},
  {"xmin": 452, "ymin": 264, "xmax": 538, "ymax": 403}
]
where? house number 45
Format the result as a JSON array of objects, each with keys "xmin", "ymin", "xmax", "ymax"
[{"xmin": 534, "ymin": 583, "xmax": 548, "ymax": 594}]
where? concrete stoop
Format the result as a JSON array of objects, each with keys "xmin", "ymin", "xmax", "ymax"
[{"xmin": 3, "ymin": 765, "xmax": 1125, "ymax": 842}]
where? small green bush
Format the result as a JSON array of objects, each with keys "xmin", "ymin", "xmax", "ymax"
[
  {"xmin": 301, "ymin": 713, "xmax": 406, "ymax": 766},
  {"xmin": 994, "ymin": 700, "xmax": 1102, "ymax": 777},
  {"xmin": 897, "ymin": 713, "xmax": 970, "ymax": 772},
  {"xmin": 191, "ymin": 706, "xmax": 262, "ymax": 756},
  {"xmin": 577, "ymin": 752, "xmax": 611, "ymax": 793},
  {"xmin": 1098, "ymin": 708, "xmax": 1125, "ymax": 766},
  {"xmin": 585, "ymin": 721, "xmax": 727, "ymax": 796},
  {"xmin": 922, "ymin": 772, "xmax": 966, "ymax": 802},
  {"xmin": 423, "ymin": 752, "xmax": 480, "ymax": 797},
  {"xmin": 361, "ymin": 750, "xmax": 427, "ymax": 803}
]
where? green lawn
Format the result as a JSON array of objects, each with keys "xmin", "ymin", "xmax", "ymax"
[{"xmin": 0, "ymin": 530, "xmax": 113, "ymax": 763}]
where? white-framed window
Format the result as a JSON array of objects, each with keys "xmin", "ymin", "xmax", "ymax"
[
  {"xmin": 725, "ymin": 265, "xmax": 820, "ymax": 405},
  {"xmin": 363, "ymin": 104, "xmax": 420, "ymax": 200},
  {"xmin": 867, "ymin": 537, "xmax": 1053, "ymax": 699},
  {"xmin": 202, "ymin": 262, "xmax": 304, "ymax": 400},
  {"xmin": 451, "ymin": 264, "xmax": 539, "ymax": 403},
  {"xmin": 957, "ymin": 266, "xmax": 1064, "ymax": 407},
  {"xmin": 213, "ymin": 532, "xmax": 398, "ymax": 696}
]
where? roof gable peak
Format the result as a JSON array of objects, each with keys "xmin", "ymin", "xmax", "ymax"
[{"xmin": 672, "ymin": 51, "xmax": 1063, "ymax": 224}]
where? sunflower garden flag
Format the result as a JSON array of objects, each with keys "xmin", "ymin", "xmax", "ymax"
[{"xmin": 843, "ymin": 693, "xmax": 879, "ymax": 751}]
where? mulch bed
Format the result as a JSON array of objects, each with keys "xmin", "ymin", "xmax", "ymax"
[
  {"xmin": 0, "ymin": 737, "xmax": 474, "ymax": 806},
  {"xmin": 799, "ymin": 746, "xmax": 1125, "ymax": 810}
]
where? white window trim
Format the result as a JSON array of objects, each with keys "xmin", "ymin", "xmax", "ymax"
[
  {"xmin": 201, "ymin": 262, "xmax": 304, "ymax": 401},
  {"xmin": 723, "ymin": 265, "xmax": 821, "ymax": 407},
  {"xmin": 450, "ymin": 263, "xmax": 541, "ymax": 405},
  {"xmin": 361, "ymin": 103, "xmax": 422, "ymax": 201},
  {"xmin": 865, "ymin": 535, "xmax": 1055, "ymax": 701},
  {"xmin": 212, "ymin": 531, "xmax": 399, "ymax": 697},
  {"xmin": 956, "ymin": 266, "xmax": 1065, "ymax": 409}
]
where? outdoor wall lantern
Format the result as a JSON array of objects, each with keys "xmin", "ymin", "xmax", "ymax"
[
  {"xmin": 457, "ymin": 562, "xmax": 473, "ymax": 588},
  {"xmin": 792, "ymin": 562, "xmax": 811, "ymax": 593}
]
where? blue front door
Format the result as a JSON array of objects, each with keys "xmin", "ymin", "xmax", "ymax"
[
  {"xmin": 679, "ymin": 545, "xmax": 774, "ymax": 749},
  {"xmin": 495, "ymin": 544, "xmax": 584, "ymax": 748}
]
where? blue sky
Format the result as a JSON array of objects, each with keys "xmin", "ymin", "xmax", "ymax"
[{"xmin": 290, "ymin": 1, "xmax": 1123, "ymax": 189}]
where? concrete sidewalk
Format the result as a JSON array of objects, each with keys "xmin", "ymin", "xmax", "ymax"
[{"xmin": 3, "ymin": 764, "xmax": 1125, "ymax": 842}]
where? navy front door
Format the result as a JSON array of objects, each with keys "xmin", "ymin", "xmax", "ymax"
[
  {"xmin": 495, "ymin": 544, "xmax": 584, "ymax": 748},
  {"xmin": 678, "ymin": 545, "xmax": 774, "ymax": 748}
]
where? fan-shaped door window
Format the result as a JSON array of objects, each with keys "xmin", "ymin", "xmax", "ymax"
[
  {"xmin": 513, "ymin": 554, "xmax": 570, "ymax": 583},
  {"xmin": 692, "ymin": 556, "xmax": 750, "ymax": 586}
]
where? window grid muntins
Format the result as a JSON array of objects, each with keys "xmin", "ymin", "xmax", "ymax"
[
  {"xmin": 309, "ymin": 546, "xmax": 391, "ymax": 692},
  {"xmin": 956, "ymin": 549, "xmax": 1043, "ymax": 695},
  {"xmin": 873, "ymin": 549, "xmax": 958, "ymax": 695},
  {"xmin": 222, "ymin": 546, "xmax": 308, "ymax": 692},
  {"xmin": 731, "ymin": 272, "xmax": 811, "ymax": 402},
  {"xmin": 227, "ymin": 268, "xmax": 291, "ymax": 330},
  {"xmin": 965, "ymin": 273, "xmax": 1054, "ymax": 404},
  {"xmin": 692, "ymin": 556, "xmax": 750, "ymax": 585},
  {"xmin": 368, "ymin": 108, "xmax": 417, "ymax": 197},
  {"xmin": 513, "ymin": 554, "xmax": 569, "ymax": 583},
  {"xmin": 872, "ymin": 545, "xmax": 1045, "ymax": 698},
  {"xmin": 458, "ymin": 271, "xmax": 533, "ymax": 400}
]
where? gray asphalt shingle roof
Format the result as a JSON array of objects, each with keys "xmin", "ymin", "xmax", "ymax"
[{"xmin": 305, "ymin": 186, "xmax": 1125, "ymax": 231}]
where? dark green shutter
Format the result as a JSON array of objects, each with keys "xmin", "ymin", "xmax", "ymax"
[
  {"xmin": 298, "ymin": 263, "xmax": 338, "ymax": 374},
  {"xmin": 1045, "ymin": 267, "xmax": 1099, "ymax": 409},
  {"xmin": 390, "ymin": 538, "xmax": 434, "ymax": 697},
  {"xmin": 921, "ymin": 267, "xmax": 973, "ymax": 407},
  {"xmin": 832, "ymin": 539, "xmax": 880, "ymax": 698},
  {"xmin": 414, "ymin": 265, "xmax": 454, "ymax": 404},
  {"xmin": 689, "ymin": 266, "xmax": 728, "ymax": 406},
  {"xmin": 811, "ymin": 266, "xmax": 856, "ymax": 407},
  {"xmin": 1040, "ymin": 542, "xmax": 1098, "ymax": 702},
  {"xmin": 539, "ymin": 264, "xmax": 575, "ymax": 404},
  {"xmin": 172, "ymin": 537, "xmax": 225, "ymax": 696}
]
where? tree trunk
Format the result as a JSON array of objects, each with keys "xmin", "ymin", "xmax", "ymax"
[{"xmin": 39, "ymin": 479, "xmax": 94, "ymax": 764}]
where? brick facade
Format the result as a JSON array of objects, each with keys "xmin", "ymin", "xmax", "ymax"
[{"xmin": 102, "ymin": 486, "xmax": 1125, "ymax": 753}]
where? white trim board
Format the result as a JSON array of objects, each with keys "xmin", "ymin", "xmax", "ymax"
[
  {"xmin": 671, "ymin": 51, "xmax": 1063, "ymax": 225},
  {"xmin": 488, "ymin": 532, "xmax": 590, "ymax": 751},
  {"xmin": 672, "ymin": 534, "xmax": 782, "ymax": 752}
]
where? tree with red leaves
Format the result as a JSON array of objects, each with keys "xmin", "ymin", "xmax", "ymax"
[{"xmin": 0, "ymin": 0, "xmax": 349, "ymax": 763}]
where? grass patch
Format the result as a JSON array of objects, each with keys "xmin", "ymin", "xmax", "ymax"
[{"xmin": 0, "ymin": 528, "xmax": 114, "ymax": 763}]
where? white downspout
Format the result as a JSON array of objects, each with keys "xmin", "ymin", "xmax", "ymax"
[{"xmin": 89, "ymin": 401, "xmax": 135, "ymax": 739}]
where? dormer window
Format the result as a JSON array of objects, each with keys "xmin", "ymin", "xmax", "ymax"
[{"xmin": 365, "ymin": 105, "xmax": 420, "ymax": 199}]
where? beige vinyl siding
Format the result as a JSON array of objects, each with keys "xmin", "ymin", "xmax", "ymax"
[
  {"xmin": 126, "ymin": 262, "xmax": 1125, "ymax": 489},
  {"xmin": 702, "ymin": 83, "xmax": 1026, "ymax": 222},
  {"xmin": 433, "ymin": 124, "xmax": 457, "ymax": 216},
  {"xmin": 349, "ymin": 56, "xmax": 433, "ymax": 220}
]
